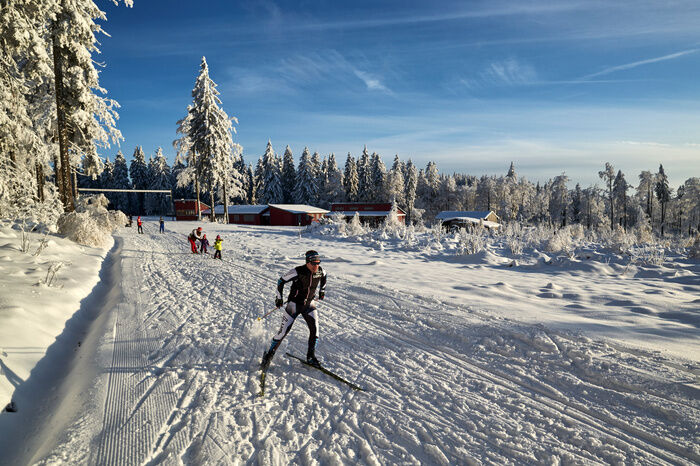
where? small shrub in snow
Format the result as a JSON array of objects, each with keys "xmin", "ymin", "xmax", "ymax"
[
  {"xmin": 457, "ymin": 229, "xmax": 486, "ymax": 255},
  {"xmin": 382, "ymin": 202, "xmax": 405, "ymax": 239},
  {"xmin": 40, "ymin": 260, "xmax": 70, "ymax": 287},
  {"xmin": 346, "ymin": 212, "xmax": 366, "ymax": 236},
  {"xmin": 630, "ymin": 245, "xmax": 666, "ymax": 266},
  {"xmin": 545, "ymin": 228, "xmax": 573, "ymax": 254},
  {"xmin": 689, "ymin": 235, "xmax": 700, "ymax": 259},
  {"xmin": 605, "ymin": 226, "xmax": 635, "ymax": 255}
]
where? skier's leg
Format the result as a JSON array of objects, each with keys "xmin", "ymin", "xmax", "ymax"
[
  {"xmin": 301, "ymin": 308, "xmax": 319, "ymax": 364},
  {"xmin": 262, "ymin": 303, "xmax": 299, "ymax": 368}
]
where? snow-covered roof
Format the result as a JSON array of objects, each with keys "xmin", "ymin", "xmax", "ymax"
[
  {"xmin": 435, "ymin": 211, "xmax": 494, "ymax": 221},
  {"xmin": 333, "ymin": 210, "xmax": 405, "ymax": 217},
  {"xmin": 441, "ymin": 217, "xmax": 501, "ymax": 228},
  {"xmin": 202, "ymin": 204, "xmax": 269, "ymax": 215},
  {"xmin": 268, "ymin": 204, "xmax": 329, "ymax": 214},
  {"xmin": 227, "ymin": 205, "xmax": 269, "ymax": 214}
]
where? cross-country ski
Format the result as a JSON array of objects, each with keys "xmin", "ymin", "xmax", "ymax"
[{"xmin": 285, "ymin": 353, "xmax": 364, "ymax": 392}]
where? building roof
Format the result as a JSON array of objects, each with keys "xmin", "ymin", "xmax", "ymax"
[
  {"xmin": 435, "ymin": 211, "xmax": 494, "ymax": 221},
  {"xmin": 332, "ymin": 210, "xmax": 405, "ymax": 217},
  {"xmin": 227, "ymin": 205, "xmax": 269, "ymax": 214},
  {"xmin": 268, "ymin": 204, "xmax": 330, "ymax": 214}
]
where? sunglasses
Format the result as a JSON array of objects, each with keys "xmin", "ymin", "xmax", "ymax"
[{"xmin": 309, "ymin": 261, "xmax": 321, "ymax": 266}]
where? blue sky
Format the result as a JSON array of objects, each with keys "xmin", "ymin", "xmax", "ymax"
[{"xmin": 98, "ymin": 0, "xmax": 700, "ymax": 189}]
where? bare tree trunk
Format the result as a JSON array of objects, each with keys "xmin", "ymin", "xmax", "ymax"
[
  {"xmin": 36, "ymin": 162, "xmax": 45, "ymax": 202},
  {"xmin": 222, "ymin": 177, "xmax": 229, "ymax": 224},
  {"xmin": 195, "ymin": 178, "xmax": 201, "ymax": 221},
  {"xmin": 209, "ymin": 181, "xmax": 216, "ymax": 223},
  {"xmin": 52, "ymin": 14, "xmax": 74, "ymax": 212}
]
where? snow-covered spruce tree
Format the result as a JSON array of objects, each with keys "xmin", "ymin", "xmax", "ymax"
[
  {"xmin": 677, "ymin": 177, "xmax": 699, "ymax": 236},
  {"xmin": 613, "ymin": 169, "xmax": 630, "ymax": 230},
  {"xmin": 174, "ymin": 105, "xmax": 202, "ymax": 219},
  {"xmin": 404, "ymin": 159, "xmax": 417, "ymax": 224},
  {"xmin": 257, "ymin": 140, "xmax": 283, "ymax": 204},
  {"xmin": 50, "ymin": 0, "xmax": 130, "ymax": 212},
  {"xmin": 129, "ymin": 146, "xmax": 148, "ymax": 214},
  {"xmin": 655, "ymin": 164, "xmax": 671, "ymax": 236},
  {"xmin": 356, "ymin": 146, "xmax": 371, "ymax": 201},
  {"xmin": 386, "ymin": 155, "xmax": 405, "ymax": 207},
  {"xmin": 343, "ymin": 153, "xmax": 358, "ymax": 202},
  {"xmin": 111, "ymin": 150, "xmax": 131, "ymax": 213},
  {"xmin": 549, "ymin": 173, "xmax": 569, "ymax": 227},
  {"xmin": 187, "ymin": 57, "xmax": 240, "ymax": 222},
  {"xmin": 370, "ymin": 152, "xmax": 386, "ymax": 202},
  {"xmin": 637, "ymin": 170, "xmax": 655, "ymax": 229},
  {"xmin": 321, "ymin": 153, "xmax": 344, "ymax": 208},
  {"xmin": 599, "ymin": 162, "xmax": 616, "ymax": 231},
  {"xmin": 293, "ymin": 147, "xmax": 317, "ymax": 205},
  {"xmin": 171, "ymin": 152, "xmax": 192, "ymax": 200},
  {"xmin": 97, "ymin": 156, "xmax": 113, "ymax": 205},
  {"xmin": 252, "ymin": 156, "xmax": 264, "ymax": 204},
  {"xmin": 310, "ymin": 151, "xmax": 322, "ymax": 205},
  {"xmin": 281, "ymin": 145, "xmax": 296, "ymax": 203},
  {"xmin": 146, "ymin": 148, "xmax": 172, "ymax": 215}
]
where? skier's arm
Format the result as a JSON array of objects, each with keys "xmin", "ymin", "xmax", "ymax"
[
  {"xmin": 318, "ymin": 270, "xmax": 327, "ymax": 299},
  {"xmin": 276, "ymin": 268, "xmax": 298, "ymax": 304}
]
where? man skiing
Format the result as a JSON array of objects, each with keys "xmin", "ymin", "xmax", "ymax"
[
  {"xmin": 261, "ymin": 250, "xmax": 327, "ymax": 369},
  {"xmin": 188, "ymin": 227, "xmax": 203, "ymax": 254}
]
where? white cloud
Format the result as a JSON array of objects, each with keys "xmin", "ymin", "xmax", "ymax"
[{"xmin": 581, "ymin": 49, "xmax": 699, "ymax": 80}]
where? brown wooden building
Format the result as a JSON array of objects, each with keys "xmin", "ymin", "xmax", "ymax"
[{"xmin": 174, "ymin": 199, "xmax": 210, "ymax": 221}]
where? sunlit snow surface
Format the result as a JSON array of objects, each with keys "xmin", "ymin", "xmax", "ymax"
[{"xmin": 0, "ymin": 220, "xmax": 698, "ymax": 464}]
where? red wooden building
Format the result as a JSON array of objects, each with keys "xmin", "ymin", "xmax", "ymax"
[
  {"xmin": 174, "ymin": 199, "xmax": 210, "ymax": 221},
  {"xmin": 330, "ymin": 202, "xmax": 406, "ymax": 226},
  {"xmin": 268, "ymin": 204, "xmax": 329, "ymax": 226},
  {"xmin": 228, "ymin": 205, "xmax": 270, "ymax": 225}
]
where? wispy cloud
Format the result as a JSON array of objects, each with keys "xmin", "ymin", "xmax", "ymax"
[
  {"xmin": 228, "ymin": 50, "xmax": 392, "ymax": 95},
  {"xmin": 458, "ymin": 58, "xmax": 537, "ymax": 91},
  {"xmin": 581, "ymin": 49, "xmax": 699, "ymax": 80}
]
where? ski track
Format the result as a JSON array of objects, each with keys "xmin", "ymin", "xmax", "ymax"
[{"xmin": 37, "ymin": 227, "xmax": 699, "ymax": 465}]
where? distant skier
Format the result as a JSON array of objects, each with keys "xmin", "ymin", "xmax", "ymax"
[
  {"xmin": 159, "ymin": 216, "xmax": 165, "ymax": 233},
  {"xmin": 199, "ymin": 234, "xmax": 210, "ymax": 254},
  {"xmin": 137, "ymin": 216, "xmax": 143, "ymax": 234},
  {"xmin": 261, "ymin": 250, "xmax": 327, "ymax": 370},
  {"xmin": 213, "ymin": 235, "xmax": 223, "ymax": 260},
  {"xmin": 188, "ymin": 227, "xmax": 203, "ymax": 254}
]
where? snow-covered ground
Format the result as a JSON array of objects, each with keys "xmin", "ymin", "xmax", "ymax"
[{"xmin": 0, "ymin": 219, "xmax": 698, "ymax": 464}]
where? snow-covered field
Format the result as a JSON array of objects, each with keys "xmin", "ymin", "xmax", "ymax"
[{"xmin": 0, "ymin": 219, "xmax": 698, "ymax": 464}]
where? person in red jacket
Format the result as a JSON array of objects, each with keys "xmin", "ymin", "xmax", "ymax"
[
  {"xmin": 137, "ymin": 216, "xmax": 143, "ymax": 234},
  {"xmin": 188, "ymin": 227, "xmax": 203, "ymax": 253}
]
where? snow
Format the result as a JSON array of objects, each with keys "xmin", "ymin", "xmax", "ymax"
[
  {"xmin": 269, "ymin": 204, "xmax": 330, "ymax": 214},
  {"xmin": 0, "ymin": 219, "xmax": 698, "ymax": 464}
]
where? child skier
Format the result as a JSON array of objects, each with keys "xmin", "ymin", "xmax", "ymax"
[
  {"xmin": 213, "ymin": 235, "xmax": 223, "ymax": 260},
  {"xmin": 199, "ymin": 234, "xmax": 210, "ymax": 254}
]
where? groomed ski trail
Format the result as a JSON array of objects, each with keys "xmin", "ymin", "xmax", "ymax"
[{"xmin": 28, "ymin": 225, "xmax": 700, "ymax": 464}]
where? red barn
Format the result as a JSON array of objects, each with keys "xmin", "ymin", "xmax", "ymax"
[
  {"xmin": 174, "ymin": 199, "xmax": 210, "ymax": 221},
  {"xmin": 330, "ymin": 202, "xmax": 405, "ymax": 226},
  {"xmin": 228, "ymin": 205, "xmax": 270, "ymax": 225},
  {"xmin": 268, "ymin": 204, "xmax": 329, "ymax": 226}
]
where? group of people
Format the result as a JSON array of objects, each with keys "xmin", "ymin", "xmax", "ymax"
[
  {"xmin": 188, "ymin": 227, "xmax": 223, "ymax": 259},
  {"xmin": 130, "ymin": 216, "xmax": 165, "ymax": 234}
]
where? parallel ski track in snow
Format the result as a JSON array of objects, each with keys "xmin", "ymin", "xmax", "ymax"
[
  {"xmin": 87, "ymin": 229, "xmax": 698, "ymax": 465},
  {"xmin": 324, "ymin": 290, "xmax": 698, "ymax": 465}
]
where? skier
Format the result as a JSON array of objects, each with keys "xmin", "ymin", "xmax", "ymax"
[
  {"xmin": 159, "ymin": 216, "xmax": 165, "ymax": 233},
  {"xmin": 188, "ymin": 227, "xmax": 203, "ymax": 254},
  {"xmin": 137, "ymin": 216, "xmax": 143, "ymax": 234},
  {"xmin": 261, "ymin": 250, "xmax": 326, "ymax": 369},
  {"xmin": 213, "ymin": 235, "xmax": 223, "ymax": 260},
  {"xmin": 199, "ymin": 234, "xmax": 210, "ymax": 254}
]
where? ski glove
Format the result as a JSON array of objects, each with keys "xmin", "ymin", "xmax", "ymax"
[
  {"xmin": 275, "ymin": 298, "xmax": 284, "ymax": 308},
  {"xmin": 318, "ymin": 291, "xmax": 325, "ymax": 300}
]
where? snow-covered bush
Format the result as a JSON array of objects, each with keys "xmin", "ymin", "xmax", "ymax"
[
  {"xmin": 689, "ymin": 235, "xmax": 700, "ymax": 259},
  {"xmin": 382, "ymin": 203, "xmax": 405, "ymax": 238},
  {"xmin": 346, "ymin": 212, "xmax": 366, "ymax": 236},
  {"xmin": 58, "ymin": 194, "xmax": 126, "ymax": 248},
  {"xmin": 504, "ymin": 222, "xmax": 524, "ymax": 256},
  {"xmin": 630, "ymin": 245, "xmax": 666, "ymax": 266},
  {"xmin": 545, "ymin": 228, "xmax": 573, "ymax": 254},
  {"xmin": 603, "ymin": 226, "xmax": 635, "ymax": 255},
  {"xmin": 457, "ymin": 228, "xmax": 486, "ymax": 255}
]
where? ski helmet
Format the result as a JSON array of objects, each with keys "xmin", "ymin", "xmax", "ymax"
[{"xmin": 197, "ymin": 227, "xmax": 202, "ymax": 231}]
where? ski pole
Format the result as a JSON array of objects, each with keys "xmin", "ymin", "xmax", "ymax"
[{"xmin": 257, "ymin": 307, "xmax": 279, "ymax": 321}]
